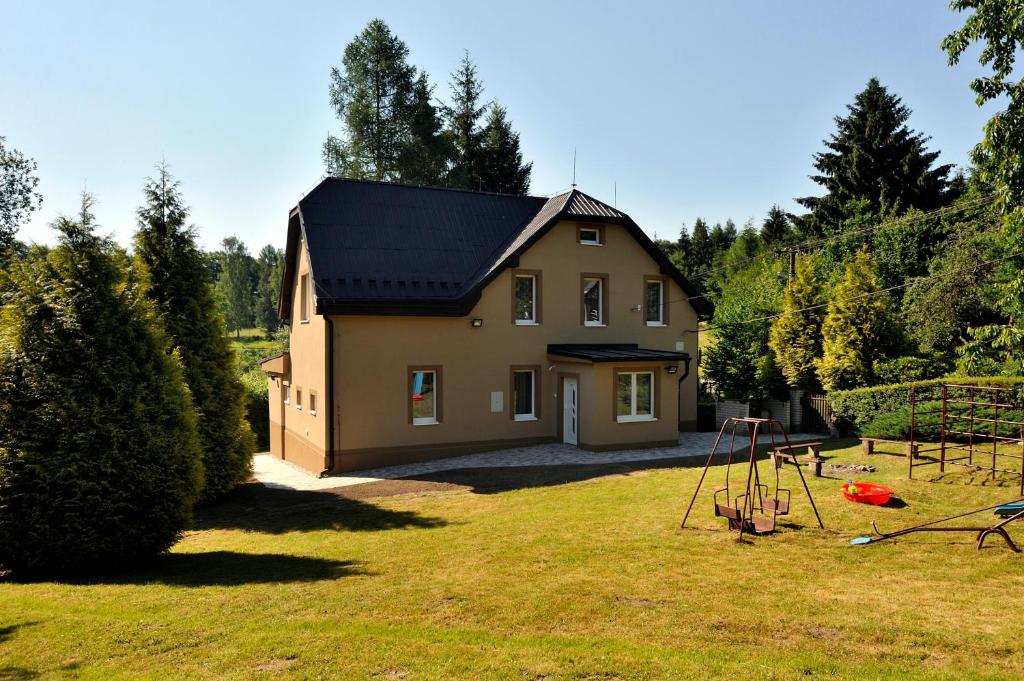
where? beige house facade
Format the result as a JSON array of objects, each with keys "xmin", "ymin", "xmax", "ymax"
[{"xmin": 263, "ymin": 179, "xmax": 712, "ymax": 475}]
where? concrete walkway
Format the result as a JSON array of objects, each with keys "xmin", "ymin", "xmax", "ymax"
[{"xmin": 252, "ymin": 431, "xmax": 823, "ymax": 492}]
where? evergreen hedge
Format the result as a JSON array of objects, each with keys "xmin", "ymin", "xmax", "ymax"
[
  {"xmin": 830, "ymin": 376, "xmax": 1024, "ymax": 435},
  {"xmin": 0, "ymin": 208, "xmax": 203, "ymax": 576}
]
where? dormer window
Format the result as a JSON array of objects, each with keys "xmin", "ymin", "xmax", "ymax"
[{"xmin": 578, "ymin": 226, "xmax": 602, "ymax": 246}]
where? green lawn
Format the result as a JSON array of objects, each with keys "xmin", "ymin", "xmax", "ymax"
[{"xmin": 2, "ymin": 441, "xmax": 1023, "ymax": 679}]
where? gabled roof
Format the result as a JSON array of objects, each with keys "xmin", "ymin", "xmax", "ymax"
[{"xmin": 279, "ymin": 178, "xmax": 712, "ymax": 319}]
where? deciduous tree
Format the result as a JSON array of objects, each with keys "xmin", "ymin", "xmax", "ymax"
[
  {"xmin": 0, "ymin": 136, "xmax": 42, "ymax": 260},
  {"xmin": 769, "ymin": 255, "xmax": 825, "ymax": 389}
]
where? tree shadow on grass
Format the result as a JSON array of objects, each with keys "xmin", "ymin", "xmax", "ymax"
[
  {"xmin": 55, "ymin": 551, "xmax": 363, "ymax": 587},
  {"xmin": 0, "ymin": 667, "xmax": 39, "ymax": 680},
  {"xmin": 194, "ymin": 483, "xmax": 447, "ymax": 534}
]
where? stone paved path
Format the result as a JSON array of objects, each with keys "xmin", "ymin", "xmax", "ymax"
[{"xmin": 253, "ymin": 431, "xmax": 823, "ymax": 492}]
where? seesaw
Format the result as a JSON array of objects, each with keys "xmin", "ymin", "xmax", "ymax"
[{"xmin": 849, "ymin": 499, "xmax": 1024, "ymax": 552}]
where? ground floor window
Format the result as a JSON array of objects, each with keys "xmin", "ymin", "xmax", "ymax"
[
  {"xmin": 616, "ymin": 371, "xmax": 655, "ymax": 422},
  {"xmin": 512, "ymin": 368, "xmax": 538, "ymax": 420},
  {"xmin": 409, "ymin": 367, "xmax": 441, "ymax": 425}
]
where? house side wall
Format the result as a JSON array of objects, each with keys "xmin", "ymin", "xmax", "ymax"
[
  {"xmin": 329, "ymin": 220, "xmax": 699, "ymax": 470},
  {"xmin": 275, "ymin": 236, "xmax": 328, "ymax": 473}
]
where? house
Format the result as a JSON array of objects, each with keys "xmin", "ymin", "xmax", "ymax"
[{"xmin": 261, "ymin": 178, "xmax": 713, "ymax": 475}]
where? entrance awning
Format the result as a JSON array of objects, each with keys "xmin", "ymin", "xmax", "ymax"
[
  {"xmin": 547, "ymin": 344, "xmax": 690, "ymax": 363},
  {"xmin": 260, "ymin": 352, "xmax": 290, "ymax": 377}
]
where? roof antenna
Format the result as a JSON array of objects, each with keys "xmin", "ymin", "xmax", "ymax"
[{"xmin": 571, "ymin": 147, "xmax": 577, "ymax": 189}]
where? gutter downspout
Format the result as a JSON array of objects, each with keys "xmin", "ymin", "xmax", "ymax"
[{"xmin": 319, "ymin": 316, "xmax": 336, "ymax": 478}]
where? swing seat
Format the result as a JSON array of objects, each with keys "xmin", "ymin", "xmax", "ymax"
[
  {"xmin": 995, "ymin": 503, "xmax": 1024, "ymax": 518},
  {"xmin": 762, "ymin": 497, "xmax": 790, "ymax": 515}
]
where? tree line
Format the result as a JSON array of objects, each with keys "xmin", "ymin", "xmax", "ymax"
[
  {"xmin": 678, "ymin": 59, "xmax": 1021, "ymax": 403},
  {"xmin": 324, "ymin": 19, "xmax": 533, "ymax": 194}
]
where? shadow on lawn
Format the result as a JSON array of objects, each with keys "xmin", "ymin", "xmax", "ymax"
[
  {"xmin": 63, "ymin": 551, "xmax": 362, "ymax": 587},
  {"xmin": 0, "ymin": 667, "xmax": 39, "ymax": 680},
  {"xmin": 194, "ymin": 483, "xmax": 447, "ymax": 534}
]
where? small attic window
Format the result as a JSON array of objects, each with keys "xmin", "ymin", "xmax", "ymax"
[{"xmin": 578, "ymin": 225, "xmax": 603, "ymax": 246}]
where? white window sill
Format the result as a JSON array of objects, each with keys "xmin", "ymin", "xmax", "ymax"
[
  {"xmin": 580, "ymin": 241, "xmax": 602, "ymax": 247},
  {"xmin": 515, "ymin": 320, "xmax": 539, "ymax": 326},
  {"xmin": 283, "ymin": 401, "xmax": 290, "ymax": 406},
  {"xmin": 584, "ymin": 322, "xmax": 606, "ymax": 327},
  {"xmin": 514, "ymin": 414, "xmax": 538, "ymax": 422},
  {"xmin": 646, "ymin": 321, "xmax": 667, "ymax": 327},
  {"xmin": 295, "ymin": 406, "xmax": 302, "ymax": 411},
  {"xmin": 299, "ymin": 320, "xmax": 310, "ymax": 325},
  {"xmin": 617, "ymin": 416, "xmax": 657, "ymax": 423},
  {"xmin": 309, "ymin": 411, "xmax": 317, "ymax": 417},
  {"xmin": 412, "ymin": 419, "xmax": 439, "ymax": 426}
]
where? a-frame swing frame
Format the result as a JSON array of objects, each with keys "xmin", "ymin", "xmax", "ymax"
[{"xmin": 681, "ymin": 417, "xmax": 824, "ymax": 540}]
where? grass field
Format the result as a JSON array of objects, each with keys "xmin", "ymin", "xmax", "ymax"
[{"xmin": 2, "ymin": 440, "xmax": 1023, "ymax": 679}]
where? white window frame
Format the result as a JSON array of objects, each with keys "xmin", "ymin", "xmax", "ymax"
[
  {"xmin": 583, "ymin": 277, "xmax": 604, "ymax": 327},
  {"xmin": 411, "ymin": 369, "xmax": 438, "ymax": 426},
  {"xmin": 645, "ymin": 280, "xmax": 665, "ymax": 326},
  {"xmin": 283, "ymin": 384, "xmax": 291, "ymax": 405},
  {"xmin": 512, "ymin": 369, "xmax": 537, "ymax": 421},
  {"xmin": 579, "ymin": 228, "xmax": 602, "ymax": 246},
  {"xmin": 616, "ymin": 371, "xmax": 656, "ymax": 423},
  {"xmin": 514, "ymin": 274, "xmax": 537, "ymax": 325}
]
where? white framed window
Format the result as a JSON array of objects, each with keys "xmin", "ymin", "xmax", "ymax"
[
  {"xmin": 583, "ymin": 277, "xmax": 604, "ymax": 326},
  {"xmin": 309, "ymin": 391, "xmax": 317, "ymax": 416},
  {"xmin": 616, "ymin": 371, "xmax": 655, "ymax": 422},
  {"xmin": 645, "ymin": 279, "xmax": 665, "ymax": 326},
  {"xmin": 295, "ymin": 387, "xmax": 303, "ymax": 410},
  {"xmin": 410, "ymin": 368, "xmax": 439, "ymax": 425},
  {"xmin": 299, "ymin": 274, "xmax": 310, "ymax": 323},
  {"xmin": 283, "ymin": 384, "xmax": 291, "ymax": 404},
  {"xmin": 514, "ymin": 274, "xmax": 537, "ymax": 325},
  {"xmin": 512, "ymin": 369, "xmax": 537, "ymax": 421},
  {"xmin": 579, "ymin": 227, "xmax": 602, "ymax": 245}
]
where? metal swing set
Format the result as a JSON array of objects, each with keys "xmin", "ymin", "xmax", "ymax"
[{"xmin": 680, "ymin": 417, "xmax": 824, "ymax": 541}]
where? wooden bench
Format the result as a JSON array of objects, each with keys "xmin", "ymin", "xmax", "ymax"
[
  {"xmin": 770, "ymin": 441, "xmax": 824, "ymax": 476},
  {"xmin": 861, "ymin": 437, "xmax": 918, "ymax": 458}
]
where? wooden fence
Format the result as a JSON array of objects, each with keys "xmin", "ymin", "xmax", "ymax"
[{"xmin": 802, "ymin": 394, "xmax": 832, "ymax": 434}]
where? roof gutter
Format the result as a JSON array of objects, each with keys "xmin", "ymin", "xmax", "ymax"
[{"xmin": 319, "ymin": 316, "xmax": 336, "ymax": 478}]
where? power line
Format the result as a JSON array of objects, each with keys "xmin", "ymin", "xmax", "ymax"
[{"xmin": 680, "ymin": 251, "xmax": 1021, "ymax": 335}]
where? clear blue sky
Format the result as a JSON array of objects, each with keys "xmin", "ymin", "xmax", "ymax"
[{"xmin": 1, "ymin": 1, "xmax": 994, "ymax": 252}]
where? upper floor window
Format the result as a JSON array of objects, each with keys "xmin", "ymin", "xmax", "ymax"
[
  {"xmin": 295, "ymin": 387, "xmax": 303, "ymax": 410},
  {"xmin": 582, "ymin": 276, "xmax": 606, "ymax": 326},
  {"xmin": 578, "ymin": 227, "xmax": 602, "ymax": 246},
  {"xmin": 410, "ymin": 367, "xmax": 441, "ymax": 425},
  {"xmin": 645, "ymin": 279, "xmax": 665, "ymax": 326},
  {"xmin": 616, "ymin": 371, "xmax": 655, "ymax": 422},
  {"xmin": 283, "ymin": 384, "xmax": 291, "ymax": 404},
  {"xmin": 309, "ymin": 391, "xmax": 317, "ymax": 416},
  {"xmin": 513, "ymin": 272, "xmax": 539, "ymax": 325},
  {"xmin": 299, "ymin": 274, "xmax": 310, "ymax": 323}
]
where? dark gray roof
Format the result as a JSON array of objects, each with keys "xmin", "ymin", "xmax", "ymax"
[
  {"xmin": 547, "ymin": 344, "xmax": 691, "ymax": 362},
  {"xmin": 280, "ymin": 178, "xmax": 713, "ymax": 318}
]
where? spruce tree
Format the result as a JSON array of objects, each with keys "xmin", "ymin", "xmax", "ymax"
[
  {"xmin": 444, "ymin": 51, "xmax": 487, "ymax": 190},
  {"xmin": 134, "ymin": 167, "xmax": 255, "ymax": 502},
  {"xmin": 398, "ymin": 72, "xmax": 449, "ymax": 186},
  {"xmin": 688, "ymin": 218, "xmax": 714, "ymax": 275},
  {"xmin": 769, "ymin": 255, "xmax": 825, "ymax": 389},
  {"xmin": 760, "ymin": 205, "xmax": 791, "ymax": 244},
  {"xmin": 0, "ymin": 195, "xmax": 203, "ymax": 575},
  {"xmin": 477, "ymin": 104, "xmax": 532, "ymax": 194},
  {"xmin": 816, "ymin": 250, "xmax": 899, "ymax": 391},
  {"xmin": 797, "ymin": 78, "xmax": 953, "ymax": 233}
]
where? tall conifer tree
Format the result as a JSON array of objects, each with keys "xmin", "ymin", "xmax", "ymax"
[
  {"xmin": 477, "ymin": 104, "xmax": 532, "ymax": 194},
  {"xmin": 769, "ymin": 255, "xmax": 825, "ymax": 389},
  {"xmin": 444, "ymin": 51, "xmax": 487, "ymax": 189},
  {"xmin": 134, "ymin": 166, "xmax": 255, "ymax": 502},
  {"xmin": 797, "ymin": 78, "xmax": 953, "ymax": 234},
  {"xmin": 0, "ymin": 195, "xmax": 203, "ymax": 575}
]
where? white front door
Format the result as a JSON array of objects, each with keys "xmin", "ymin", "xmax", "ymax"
[{"xmin": 563, "ymin": 377, "xmax": 578, "ymax": 445}]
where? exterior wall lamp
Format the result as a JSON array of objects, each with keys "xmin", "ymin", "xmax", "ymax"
[
  {"xmin": 666, "ymin": 365, "xmax": 679, "ymax": 374},
  {"xmin": 471, "ymin": 318, "xmax": 484, "ymax": 327}
]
